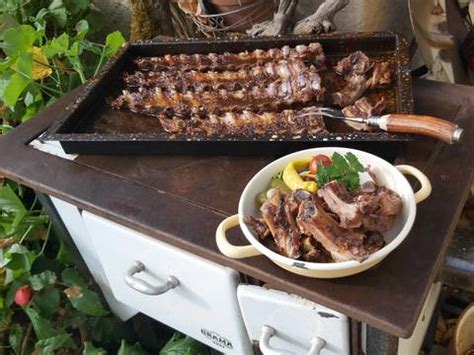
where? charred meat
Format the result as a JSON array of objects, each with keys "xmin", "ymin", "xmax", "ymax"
[
  {"xmin": 124, "ymin": 60, "xmax": 312, "ymax": 92},
  {"xmin": 317, "ymin": 180, "xmax": 362, "ymax": 228},
  {"xmin": 341, "ymin": 97, "xmax": 386, "ymax": 131},
  {"xmin": 367, "ymin": 62, "xmax": 393, "ymax": 88},
  {"xmin": 332, "ymin": 75, "xmax": 368, "ymax": 107},
  {"xmin": 260, "ymin": 190, "xmax": 302, "ymax": 258},
  {"xmin": 318, "ymin": 180, "xmax": 402, "ymax": 234},
  {"xmin": 112, "ymin": 71, "xmax": 324, "ymax": 116},
  {"xmin": 334, "ymin": 51, "xmax": 372, "ymax": 76},
  {"xmin": 296, "ymin": 199, "xmax": 371, "ymax": 262},
  {"xmin": 157, "ymin": 109, "xmax": 327, "ymax": 136},
  {"xmin": 135, "ymin": 43, "xmax": 326, "ymax": 72}
]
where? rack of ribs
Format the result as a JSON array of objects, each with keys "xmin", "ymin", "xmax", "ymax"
[
  {"xmin": 123, "ymin": 60, "xmax": 315, "ymax": 92},
  {"xmin": 158, "ymin": 108, "xmax": 327, "ymax": 136},
  {"xmin": 135, "ymin": 43, "xmax": 326, "ymax": 72},
  {"xmin": 112, "ymin": 71, "xmax": 325, "ymax": 116}
]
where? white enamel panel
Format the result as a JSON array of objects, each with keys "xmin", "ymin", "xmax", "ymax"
[
  {"xmin": 238, "ymin": 285, "xmax": 349, "ymax": 355},
  {"xmin": 51, "ymin": 197, "xmax": 137, "ymax": 320},
  {"xmin": 83, "ymin": 211, "xmax": 252, "ymax": 354}
]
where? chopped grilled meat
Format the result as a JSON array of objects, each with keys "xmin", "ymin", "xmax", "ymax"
[
  {"xmin": 124, "ymin": 60, "xmax": 313, "ymax": 92},
  {"xmin": 244, "ymin": 216, "xmax": 270, "ymax": 239},
  {"xmin": 367, "ymin": 62, "xmax": 393, "ymax": 88},
  {"xmin": 296, "ymin": 199, "xmax": 371, "ymax": 262},
  {"xmin": 317, "ymin": 181, "xmax": 362, "ymax": 228},
  {"xmin": 360, "ymin": 214, "xmax": 394, "ymax": 233},
  {"xmin": 332, "ymin": 75, "xmax": 368, "ymax": 107},
  {"xmin": 301, "ymin": 236, "xmax": 334, "ymax": 262},
  {"xmin": 260, "ymin": 191, "xmax": 302, "ymax": 258},
  {"xmin": 157, "ymin": 108, "xmax": 327, "ymax": 136},
  {"xmin": 135, "ymin": 43, "xmax": 326, "ymax": 71},
  {"xmin": 293, "ymin": 189, "xmax": 314, "ymax": 204},
  {"xmin": 363, "ymin": 231, "xmax": 385, "ymax": 254},
  {"xmin": 112, "ymin": 71, "xmax": 324, "ymax": 116},
  {"xmin": 318, "ymin": 180, "xmax": 402, "ymax": 233},
  {"xmin": 354, "ymin": 186, "xmax": 402, "ymax": 232},
  {"xmin": 334, "ymin": 51, "xmax": 372, "ymax": 76},
  {"xmin": 341, "ymin": 97, "xmax": 386, "ymax": 131}
]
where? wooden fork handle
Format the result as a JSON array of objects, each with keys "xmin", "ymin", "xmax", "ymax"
[{"xmin": 379, "ymin": 114, "xmax": 464, "ymax": 144}]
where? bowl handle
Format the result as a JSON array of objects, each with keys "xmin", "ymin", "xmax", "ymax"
[
  {"xmin": 395, "ymin": 165, "xmax": 432, "ymax": 204},
  {"xmin": 216, "ymin": 214, "xmax": 261, "ymax": 259}
]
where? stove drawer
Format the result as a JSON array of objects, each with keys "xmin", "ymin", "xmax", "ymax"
[
  {"xmin": 238, "ymin": 285, "xmax": 350, "ymax": 355},
  {"xmin": 82, "ymin": 212, "xmax": 252, "ymax": 354}
]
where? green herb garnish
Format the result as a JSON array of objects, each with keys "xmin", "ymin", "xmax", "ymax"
[{"xmin": 316, "ymin": 152, "xmax": 365, "ymax": 191}]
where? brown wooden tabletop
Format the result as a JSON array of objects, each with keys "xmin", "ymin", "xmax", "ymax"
[{"xmin": 0, "ymin": 78, "xmax": 472, "ymax": 338}]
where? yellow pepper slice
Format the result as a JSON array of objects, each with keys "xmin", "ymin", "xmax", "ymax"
[{"xmin": 282, "ymin": 159, "xmax": 318, "ymax": 193}]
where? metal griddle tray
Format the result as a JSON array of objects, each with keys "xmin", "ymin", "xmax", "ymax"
[{"xmin": 42, "ymin": 32, "xmax": 414, "ymax": 156}]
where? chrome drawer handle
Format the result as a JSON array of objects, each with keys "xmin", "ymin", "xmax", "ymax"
[
  {"xmin": 124, "ymin": 261, "xmax": 179, "ymax": 295},
  {"xmin": 259, "ymin": 325, "xmax": 326, "ymax": 355}
]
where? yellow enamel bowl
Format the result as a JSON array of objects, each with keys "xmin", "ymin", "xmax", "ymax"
[{"xmin": 216, "ymin": 147, "xmax": 432, "ymax": 278}]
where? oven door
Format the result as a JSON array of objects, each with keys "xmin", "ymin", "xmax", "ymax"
[{"xmin": 237, "ymin": 285, "xmax": 350, "ymax": 355}]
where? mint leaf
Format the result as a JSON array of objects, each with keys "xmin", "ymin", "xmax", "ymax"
[
  {"xmin": 104, "ymin": 31, "xmax": 125, "ymax": 58},
  {"xmin": 83, "ymin": 341, "xmax": 107, "ymax": 355},
  {"xmin": 346, "ymin": 152, "xmax": 364, "ymax": 172},
  {"xmin": 316, "ymin": 153, "xmax": 362, "ymax": 191},
  {"xmin": 29, "ymin": 270, "xmax": 57, "ymax": 291},
  {"xmin": 331, "ymin": 152, "xmax": 350, "ymax": 172}
]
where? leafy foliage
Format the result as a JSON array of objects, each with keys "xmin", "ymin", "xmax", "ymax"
[
  {"xmin": 0, "ymin": 1, "xmax": 210, "ymax": 354},
  {"xmin": 160, "ymin": 333, "xmax": 211, "ymax": 355},
  {"xmin": 0, "ymin": 0, "xmax": 125, "ymax": 126},
  {"xmin": 316, "ymin": 152, "xmax": 365, "ymax": 191}
]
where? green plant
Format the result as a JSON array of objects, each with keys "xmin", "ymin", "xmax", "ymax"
[
  {"xmin": 0, "ymin": 2, "xmax": 213, "ymax": 354},
  {"xmin": 0, "ymin": 0, "xmax": 125, "ymax": 126}
]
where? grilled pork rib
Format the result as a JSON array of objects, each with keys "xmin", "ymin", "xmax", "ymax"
[
  {"xmin": 318, "ymin": 180, "xmax": 402, "ymax": 233},
  {"xmin": 158, "ymin": 109, "xmax": 327, "ymax": 136},
  {"xmin": 317, "ymin": 181, "xmax": 362, "ymax": 228},
  {"xmin": 367, "ymin": 62, "xmax": 393, "ymax": 88},
  {"xmin": 341, "ymin": 97, "xmax": 386, "ymax": 131},
  {"xmin": 296, "ymin": 199, "xmax": 371, "ymax": 262},
  {"xmin": 112, "ymin": 71, "xmax": 324, "ymax": 116},
  {"xmin": 334, "ymin": 51, "xmax": 372, "ymax": 76},
  {"xmin": 135, "ymin": 43, "xmax": 326, "ymax": 72},
  {"xmin": 260, "ymin": 191, "xmax": 302, "ymax": 259},
  {"xmin": 124, "ymin": 60, "xmax": 313, "ymax": 92},
  {"xmin": 332, "ymin": 75, "xmax": 368, "ymax": 107}
]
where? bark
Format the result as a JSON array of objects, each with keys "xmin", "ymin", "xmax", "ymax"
[
  {"xmin": 293, "ymin": 0, "xmax": 349, "ymax": 35},
  {"xmin": 247, "ymin": 0, "xmax": 298, "ymax": 37},
  {"xmin": 130, "ymin": 0, "xmax": 174, "ymax": 41}
]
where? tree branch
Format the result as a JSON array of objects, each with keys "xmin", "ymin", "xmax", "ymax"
[
  {"xmin": 293, "ymin": 0, "xmax": 349, "ymax": 35},
  {"xmin": 247, "ymin": 0, "xmax": 299, "ymax": 37}
]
